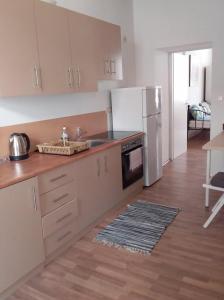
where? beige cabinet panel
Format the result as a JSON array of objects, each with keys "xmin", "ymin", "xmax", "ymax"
[
  {"xmin": 0, "ymin": 1, "xmax": 122, "ymax": 97},
  {"xmin": 75, "ymin": 154, "xmax": 102, "ymax": 230},
  {"xmin": 68, "ymin": 12, "xmax": 100, "ymax": 92},
  {"xmin": 100, "ymin": 145, "xmax": 123, "ymax": 210},
  {"xmin": 0, "ymin": 0, "xmax": 41, "ymax": 97},
  {"xmin": 40, "ymin": 181, "xmax": 77, "ymax": 216},
  {"xmin": 76, "ymin": 146, "xmax": 123, "ymax": 231},
  {"xmin": 38, "ymin": 164, "xmax": 74, "ymax": 195},
  {"xmin": 100, "ymin": 21, "xmax": 122, "ymax": 80},
  {"xmin": 34, "ymin": 0, "xmax": 73, "ymax": 94},
  {"xmin": 44, "ymin": 221, "xmax": 77, "ymax": 257},
  {"xmin": 108, "ymin": 24, "xmax": 123, "ymax": 81},
  {"xmin": 0, "ymin": 177, "xmax": 44, "ymax": 294},
  {"xmin": 42, "ymin": 199, "xmax": 79, "ymax": 238}
]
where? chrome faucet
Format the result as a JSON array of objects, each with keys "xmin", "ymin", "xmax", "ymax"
[
  {"xmin": 76, "ymin": 127, "xmax": 82, "ymax": 140},
  {"xmin": 76, "ymin": 127, "xmax": 86, "ymax": 140}
]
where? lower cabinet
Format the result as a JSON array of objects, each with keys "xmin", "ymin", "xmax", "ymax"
[
  {"xmin": 0, "ymin": 177, "xmax": 45, "ymax": 295},
  {"xmin": 99, "ymin": 145, "xmax": 123, "ymax": 211},
  {"xmin": 44, "ymin": 222, "xmax": 77, "ymax": 257},
  {"xmin": 76, "ymin": 145, "xmax": 123, "ymax": 230},
  {"xmin": 38, "ymin": 165, "xmax": 79, "ymax": 257},
  {"xmin": 0, "ymin": 145, "xmax": 124, "ymax": 295}
]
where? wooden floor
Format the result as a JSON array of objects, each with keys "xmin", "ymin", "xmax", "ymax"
[{"xmin": 9, "ymin": 131, "xmax": 224, "ymax": 300}]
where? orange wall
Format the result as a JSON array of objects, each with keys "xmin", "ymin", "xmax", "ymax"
[{"xmin": 0, "ymin": 111, "xmax": 107, "ymax": 156}]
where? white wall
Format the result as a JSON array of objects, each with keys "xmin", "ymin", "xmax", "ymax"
[
  {"xmin": 133, "ymin": 0, "xmax": 224, "ymax": 172},
  {"xmin": 0, "ymin": 0, "xmax": 135, "ymax": 127}
]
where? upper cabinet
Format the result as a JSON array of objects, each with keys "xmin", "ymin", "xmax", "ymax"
[
  {"xmin": 0, "ymin": 0, "xmax": 122, "ymax": 97},
  {"xmin": 68, "ymin": 12, "xmax": 100, "ymax": 92},
  {"xmin": 100, "ymin": 21, "xmax": 123, "ymax": 81},
  {"xmin": 34, "ymin": 0, "xmax": 73, "ymax": 94},
  {"xmin": 0, "ymin": 0, "xmax": 41, "ymax": 97}
]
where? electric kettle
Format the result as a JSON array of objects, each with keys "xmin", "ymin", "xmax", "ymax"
[{"xmin": 9, "ymin": 133, "xmax": 31, "ymax": 161}]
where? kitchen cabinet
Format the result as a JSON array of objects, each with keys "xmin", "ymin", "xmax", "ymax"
[
  {"xmin": 76, "ymin": 153, "xmax": 103, "ymax": 229},
  {"xmin": 0, "ymin": 177, "xmax": 44, "ymax": 294},
  {"xmin": 76, "ymin": 145, "xmax": 122, "ymax": 230},
  {"xmin": 68, "ymin": 12, "xmax": 100, "ymax": 92},
  {"xmin": 0, "ymin": 0, "xmax": 122, "ymax": 97},
  {"xmin": 100, "ymin": 21, "xmax": 123, "ymax": 81},
  {"xmin": 38, "ymin": 164, "xmax": 74, "ymax": 194},
  {"xmin": 34, "ymin": 0, "xmax": 73, "ymax": 94},
  {"xmin": 38, "ymin": 164, "xmax": 79, "ymax": 257},
  {"xmin": 100, "ymin": 146, "xmax": 123, "ymax": 210},
  {"xmin": 0, "ymin": 0, "xmax": 41, "ymax": 97}
]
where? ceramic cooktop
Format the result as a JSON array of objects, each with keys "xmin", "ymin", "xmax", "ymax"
[{"xmin": 88, "ymin": 131, "xmax": 139, "ymax": 141}]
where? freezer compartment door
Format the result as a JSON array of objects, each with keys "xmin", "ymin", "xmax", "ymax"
[
  {"xmin": 143, "ymin": 87, "xmax": 161, "ymax": 117},
  {"xmin": 143, "ymin": 114, "xmax": 162, "ymax": 186},
  {"xmin": 111, "ymin": 88, "xmax": 143, "ymax": 131}
]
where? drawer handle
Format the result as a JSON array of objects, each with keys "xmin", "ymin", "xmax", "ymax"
[
  {"xmin": 56, "ymin": 212, "xmax": 72, "ymax": 224},
  {"xmin": 57, "ymin": 231, "xmax": 72, "ymax": 243},
  {"xmin": 53, "ymin": 193, "xmax": 69, "ymax": 204},
  {"xmin": 50, "ymin": 174, "xmax": 67, "ymax": 183}
]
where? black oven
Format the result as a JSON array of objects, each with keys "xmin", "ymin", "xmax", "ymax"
[{"xmin": 121, "ymin": 138, "xmax": 144, "ymax": 189}]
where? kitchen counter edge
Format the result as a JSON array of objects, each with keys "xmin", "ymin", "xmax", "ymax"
[{"xmin": 0, "ymin": 132, "xmax": 144, "ymax": 189}]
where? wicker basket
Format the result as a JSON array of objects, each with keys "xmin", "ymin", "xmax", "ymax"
[{"xmin": 37, "ymin": 141, "xmax": 89, "ymax": 156}]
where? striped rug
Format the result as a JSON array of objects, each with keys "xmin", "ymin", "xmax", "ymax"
[{"xmin": 96, "ymin": 200, "xmax": 179, "ymax": 254}]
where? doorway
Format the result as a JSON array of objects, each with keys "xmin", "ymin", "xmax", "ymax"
[{"xmin": 170, "ymin": 48, "xmax": 212, "ymax": 160}]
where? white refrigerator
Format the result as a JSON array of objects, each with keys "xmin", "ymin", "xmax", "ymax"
[{"xmin": 111, "ymin": 86, "xmax": 162, "ymax": 186}]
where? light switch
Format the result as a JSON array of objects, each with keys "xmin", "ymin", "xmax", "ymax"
[{"xmin": 218, "ymin": 96, "xmax": 224, "ymax": 102}]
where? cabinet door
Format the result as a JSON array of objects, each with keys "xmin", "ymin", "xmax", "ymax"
[
  {"xmin": 0, "ymin": 0, "xmax": 41, "ymax": 97},
  {"xmin": 108, "ymin": 24, "xmax": 123, "ymax": 81},
  {"xmin": 92, "ymin": 19, "xmax": 110, "ymax": 80},
  {"xmin": 100, "ymin": 146, "xmax": 123, "ymax": 210},
  {"xmin": 76, "ymin": 147, "xmax": 123, "ymax": 231},
  {"xmin": 0, "ymin": 178, "xmax": 44, "ymax": 294},
  {"xmin": 68, "ymin": 12, "xmax": 99, "ymax": 92},
  {"xmin": 34, "ymin": 0, "xmax": 73, "ymax": 94},
  {"xmin": 76, "ymin": 154, "xmax": 102, "ymax": 230},
  {"xmin": 100, "ymin": 22, "xmax": 123, "ymax": 80}
]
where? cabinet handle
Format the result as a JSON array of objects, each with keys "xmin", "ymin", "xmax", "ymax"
[
  {"xmin": 50, "ymin": 174, "xmax": 67, "ymax": 183},
  {"xmin": 104, "ymin": 60, "xmax": 107, "ymax": 75},
  {"xmin": 56, "ymin": 212, "xmax": 72, "ymax": 224},
  {"xmin": 76, "ymin": 66, "xmax": 81, "ymax": 88},
  {"xmin": 32, "ymin": 186, "xmax": 38, "ymax": 211},
  {"xmin": 57, "ymin": 231, "xmax": 72, "ymax": 243},
  {"xmin": 33, "ymin": 66, "xmax": 37, "ymax": 87},
  {"xmin": 67, "ymin": 67, "xmax": 73, "ymax": 88},
  {"xmin": 104, "ymin": 60, "xmax": 110, "ymax": 74},
  {"xmin": 97, "ymin": 158, "xmax": 101, "ymax": 177},
  {"xmin": 53, "ymin": 193, "xmax": 69, "ymax": 204},
  {"xmin": 34, "ymin": 65, "xmax": 42, "ymax": 88},
  {"xmin": 110, "ymin": 60, "xmax": 116, "ymax": 74},
  {"xmin": 104, "ymin": 156, "xmax": 108, "ymax": 173}
]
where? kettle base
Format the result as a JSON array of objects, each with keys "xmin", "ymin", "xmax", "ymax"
[{"xmin": 9, "ymin": 154, "xmax": 29, "ymax": 161}]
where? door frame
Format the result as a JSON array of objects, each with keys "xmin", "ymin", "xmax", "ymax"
[
  {"xmin": 168, "ymin": 43, "xmax": 213, "ymax": 161},
  {"xmin": 168, "ymin": 53, "xmax": 175, "ymax": 160}
]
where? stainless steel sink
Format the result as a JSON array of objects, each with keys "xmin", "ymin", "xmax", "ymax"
[{"xmin": 87, "ymin": 139, "xmax": 109, "ymax": 148}]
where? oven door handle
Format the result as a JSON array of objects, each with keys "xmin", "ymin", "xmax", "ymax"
[{"xmin": 123, "ymin": 146, "xmax": 144, "ymax": 156}]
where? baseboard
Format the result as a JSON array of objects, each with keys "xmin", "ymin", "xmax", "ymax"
[{"xmin": 0, "ymin": 264, "xmax": 44, "ymax": 300}]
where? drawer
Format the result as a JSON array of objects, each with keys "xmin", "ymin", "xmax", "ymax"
[
  {"xmin": 42, "ymin": 199, "xmax": 78, "ymax": 238},
  {"xmin": 38, "ymin": 164, "xmax": 74, "ymax": 195},
  {"xmin": 45, "ymin": 222, "xmax": 76, "ymax": 257},
  {"xmin": 40, "ymin": 182, "xmax": 76, "ymax": 216}
]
